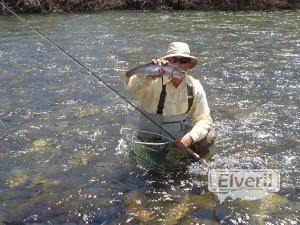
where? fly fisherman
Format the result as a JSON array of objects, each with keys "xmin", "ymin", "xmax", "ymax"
[{"xmin": 124, "ymin": 42, "xmax": 215, "ymax": 157}]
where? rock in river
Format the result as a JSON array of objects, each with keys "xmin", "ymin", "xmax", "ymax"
[
  {"xmin": 31, "ymin": 138, "xmax": 54, "ymax": 152},
  {"xmin": 7, "ymin": 169, "xmax": 28, "ymax": 188}
]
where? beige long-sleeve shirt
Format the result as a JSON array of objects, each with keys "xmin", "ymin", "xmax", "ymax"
[{"xmin": 125, "ymin": 74, "xmax": 212, "ymax": 142}]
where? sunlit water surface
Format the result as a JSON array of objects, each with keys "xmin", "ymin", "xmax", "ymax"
[{"xmin": 0, "ymin": 11, "xmax": 299, "ymax": 224}]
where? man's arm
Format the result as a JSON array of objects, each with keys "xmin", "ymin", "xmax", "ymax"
[
  {"xmin": 124, "ymin": 74, "xmax": 154, "ymax": 99},
  {"xmin": 187, "ymin": 79, "xmax": 212, "ymax": 142},
  {"xmin": 175, "ymin": 79, "xmax": 212, "ymax": 149}
]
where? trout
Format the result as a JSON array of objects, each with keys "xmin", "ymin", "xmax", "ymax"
[{"xmin": 125, "ymin": 63, "xmax": 186, "ymax": 79}]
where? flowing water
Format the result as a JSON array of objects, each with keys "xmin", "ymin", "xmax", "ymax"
[{"xmin": 0, "ymin": 11, "xmax": 299, "ymax": 224}]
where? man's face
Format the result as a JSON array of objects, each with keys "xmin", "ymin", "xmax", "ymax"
[{"xmin": 168, "ymin": 57, "xmax": 193, "ymax": 71}]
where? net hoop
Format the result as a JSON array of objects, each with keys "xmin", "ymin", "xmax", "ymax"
[{"xmin": 120, "ymin": 127, "xmax": 174, "ymax": 145}]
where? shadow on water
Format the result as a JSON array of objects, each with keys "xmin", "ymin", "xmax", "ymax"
[{"xmin": 0, "ymin": 10, "xmax": 299, "ymax": 224}]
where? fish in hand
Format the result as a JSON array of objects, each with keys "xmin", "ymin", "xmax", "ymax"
[{"xmin": 125, "ymin": 63, "xmax": 186, "ymax": 79}]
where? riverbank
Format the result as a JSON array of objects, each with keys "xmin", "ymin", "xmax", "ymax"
[{"xmin": 1, "ymin": 0, "xmax": 300, "ymax": 14}]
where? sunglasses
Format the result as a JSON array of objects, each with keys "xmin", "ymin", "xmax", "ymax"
[{"xmin": 168, "ymin": 57, "xmax": 191, "ymax": 64}]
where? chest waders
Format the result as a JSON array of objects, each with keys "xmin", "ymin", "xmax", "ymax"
[{"xmin": 138, "ymin": 79, "xmax": 194, "ymax": 141}]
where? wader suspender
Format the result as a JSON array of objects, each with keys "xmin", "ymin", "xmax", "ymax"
[
  {"xmin": 187, "ymin": 84, "xmax": 194, "ymax": 113},
  {"xmin": 156, "ymin": 82, "xmax": 194, "ymax": 115}
]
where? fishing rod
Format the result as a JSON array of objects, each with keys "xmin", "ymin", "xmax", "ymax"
[{"xmin": 2, "ymin": 3, "xmax": 207, "ymax": 164}]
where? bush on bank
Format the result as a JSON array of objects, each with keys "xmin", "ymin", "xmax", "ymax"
[{"xmin": 1, "ymin": 0, "xmax": 300, "ymax": 13}]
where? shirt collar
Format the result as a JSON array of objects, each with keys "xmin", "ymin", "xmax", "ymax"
[
  {"xmin": 162, "ymin": 75, "xmax": 191, "ymax": 86},
  {"xmin": 162, "ymin": 75, "xmax": 171, "ymax": 85}
]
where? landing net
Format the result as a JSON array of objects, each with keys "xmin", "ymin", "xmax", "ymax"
[{"xmin": 120, "ymin": 128, "xmax": 188, "ymax": 172}]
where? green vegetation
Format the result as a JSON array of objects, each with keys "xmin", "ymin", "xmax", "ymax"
[{"xmin": 1, "ymin": 0, "xmax": 299, "ymax": 13}]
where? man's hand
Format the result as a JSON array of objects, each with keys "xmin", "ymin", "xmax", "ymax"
[
  {"xmin": 175, "ymin": 134, "xmax": 194, "ymax": 149},
  {"xmin": 149, "ymin": 58, "xmax": 169, "ymax": 79},
  {"xmin": 152, "ymin": 58, "xmax": 169, "ymax": 66}
]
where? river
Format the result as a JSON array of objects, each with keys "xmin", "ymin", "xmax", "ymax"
[{"xmin": 0, "ymin": 11, "xmax": 299, "ymax": 224}]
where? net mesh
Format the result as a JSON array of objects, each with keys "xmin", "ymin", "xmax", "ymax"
[{"xmin": 120, "ymin": 128, "xmax": 188, "ymax": 172}]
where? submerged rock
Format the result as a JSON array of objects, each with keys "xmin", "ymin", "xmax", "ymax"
[
  {"xmin": 127, "ymin": 207, "xmax": 155, "ymax": 223},
  {"xmin": 187, "ymin": 192, "xmax": 219, "ymax": 210},
  {"xmin": 228, "ymin": 193, "xmax": 289, "ymax": 224},
  {"xmin": 225, "ymin": 107, "xmax": 243, "ymax": 120},
  {"xmin": 162, "ymin": 192, "xmax": 219, "ymax": 224},
  {"xmin": 121, "ymin": 45, "xmax": 140, "ymax": 54},
  {"xmin": 7, "ymin": 169, "xmax": 28, "ymax": 188},
  {"xmin": 181, "ymin": 217, "xmax": 219, "ymax": 225},
  {"xmin": 0, "ymin": 214, "xmax": 4, "ymax": 225},
  {"xmin": 29, "ymin": 175, "xmax": 60, "ymax": 189},
  {"xmin": 0, "ymin": 139, "xmax": 6, "ymax": 152},
  {"xmin": 271, "ymin": 136, "xmax": 300, "ymax": 152},
  {"xmin": 124, "ymin": 190, "xmax": 148, "ymax": 208},
  {"xmin": 57, "ymin": 121, "xmax": 69, "ymax": 130},
  {"xmin": 69, "ymin": 151, "xmax": 96, "ymax": 167},
  {"xmin": 259, "ymin": 193, "xmax": 288, "ymax": 214},
  {"xmin": 226, "ymin": 107, "xmax": 257, "ymax": 121},
  {"xmin": 31, "ymin": 138, "xmax": 54, "ymax": 152},
  {"xmin": 125, "ymin": 191, "xmax": 154, "ymax": 223},
  {"xmin": 164, "ymin": 202, "xmax": 189, "ymax": 225},
  {"xmin": 73, "ymin": 106, "xmax": 100, "ymax": 118}
]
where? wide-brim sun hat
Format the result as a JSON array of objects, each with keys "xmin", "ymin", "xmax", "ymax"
[{"xmin": 162, "ymin": 42, "xmax": 199, "ymax": 68}]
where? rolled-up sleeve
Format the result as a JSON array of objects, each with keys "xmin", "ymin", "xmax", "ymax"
[{"xmin": 187, "ymin": 80, "xmax": 213, "ymax": 142}]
